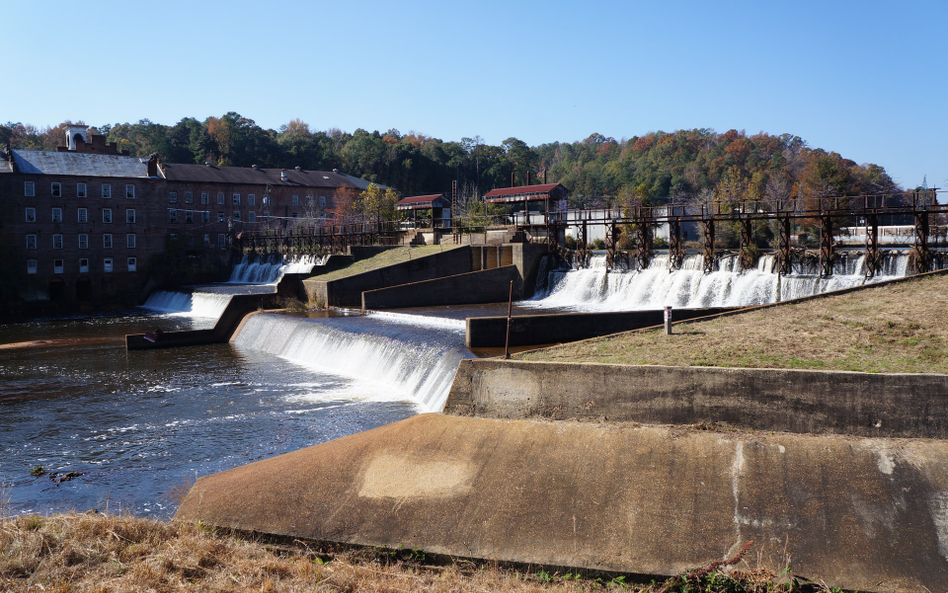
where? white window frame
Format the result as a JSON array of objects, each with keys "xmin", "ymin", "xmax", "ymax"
[
  {"xmin": 126, "ymin": 209, "xmax": 136, "ymax": 224},
  {"xmin": 102, "ymin": 184, "xmax": 112, "ymax": 199},
  {"xmin": 185, "ymin": 191, "xmax": 193, "ymax": 204},
  {"xmin": 125, "ymin": 184, "xmax": 135, "ymax": 199},
  {"xmin": 185, "ymin": 211, "xmax": 193, "ymax": 224},
  {"xmin": 102, "ymin": 208, "xmax": 112, "ymax": 223},
  {"xmin": 233, "ymin": 193, "xmax": 241, "ymax": 206},
  {"xmin": 27, "ymin": 259, "xmax": 37, "ymax": 274},
  {"xmin": 103, "ymin": 234, "xmax": 113, "ymax": 249},
  {"xmin": 77, "ymin": 183, "xmax": 87, "ymax": 198},
  {"xmin": 217, "ymin": 211, "xmax": 224, "ymax": 223},
  {"xmin": 103, "ymin": 258, "xmax": 113, "ymax": 273},
  {"xmin": 233, "ymin": 211, "xmax": 241, "ymax": 221},
  {"xmin": 51, "ymin": 207, "xmax": 63, "ymax": 223},
  {"xmin": 53, "ymin": 259, "xmax": 64, "ymax": 274},
  {"xmin": 292, "ymin": 195, "xmax": 299, "ymax": 206},
  {"xmin": 248, "ymin": 211, "xmax": 256, "ymax": 223},
  {"xmin": 248, "ymin": 194, "xmax": 255, "ymax": 205},
  {"xmin": 169, "ymin": 191, "xmax": 178, "ymax": 203},
  {"xmin": 25, "ymin": 181, "xmax": 35, "ymax": 197},
  {"xmin": 25, "ymin": 207, "xmax": 36, "ymax": 223},
  {"xmin": 169, "ymin": 210, "xmax": 178, "ymax": 223},
  {"xmin": 78, "ymin": 234, "xmax": 89, "ymax": 249},
  {"xmin": 26, "ymin": 234, "xmax": 37, "ymax": 250},
  {"xmin": 319, "ymin": 195, "xmax": 326, "ymax": 207},
  {"xmin": 201, "ymin": 211, "xmax": 210, "ymax": 223},
  {"xmin": 127, "ymin": 257, "xmax": 137, "ymax": 272},
  {"xmin": 78, "ymin": 207, "xmax": 88, "ymax": 223},
  {"xmin": 201, "ymin": 192, "xmax": 209, "ymax": 204},
  {"xmin": 79, "ymin": 258, "xmax": 89, "ymax": 273},
  {"xmin": 52, "ymin": 234, "xmax": 63, "ymax": 250},
  {"xmin": 126, "ymin": 233, "xmax": 136, "ymax": 249},
  {"xmin": 51, "ymin": 182, "xmax": 62, "ymax": 197},
  {"xmin": 217, "ymin": 192, "xmax": 225, "ymax": 205}
]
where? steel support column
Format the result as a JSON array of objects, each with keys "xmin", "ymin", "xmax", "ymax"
[
  {"xmin": 739, "ymin": 217, "xmax": 754, "ymax": 271},
  {"xmin": 669, "ymin": 218, "xmax": 683, "ymax": 270},
  {"xmin": 702, "ymin": 218, "xmax": 715, "ymax": 274},
  {"xmin": 634, "ymin": 213, "xmax": 652, "ymax": 270},
  {"xmin": 777, "ymin": 216, "xmax": 791, "ymax": 276},
  {"xmin": 864, "ymin": 213, "xmax": 880, "ymax": 279},
  {"xmin": 914, "ymin": 210, "xmax": 930, "ymax": 274},
  {"xmin": 819, "ymin": 215, "xmax": 834, "ymax": 277}
]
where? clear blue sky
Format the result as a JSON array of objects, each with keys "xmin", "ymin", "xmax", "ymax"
[{"xmin": 3, "ymin": 0, "xmax": 945, "ymax": 190}]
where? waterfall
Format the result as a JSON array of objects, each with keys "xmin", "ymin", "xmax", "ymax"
[
  {"xmin": 530, "ymin": 251, "xmax": 914, "ymax": 311},
  {"xmin": 229, "ymin": 254, "xmax": 328, "ymax": 284},
  {"xmin": 142, "ymin": 290, "xmax": 233, "ymax": 319},
  {"xmin": 231, "ymin": 312, "xmax": 472, "ymax": 412}
]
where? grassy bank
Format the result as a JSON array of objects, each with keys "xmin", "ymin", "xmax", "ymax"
[
  {"xmin": 519, "ymin": 273, "xmax": 948, "ymax": 373},
  {"xmin": 312, "ymin": 245, "xmax": 458, "ymax": 282},
  {"xmin": 0, "ymin": 513, "xmax": 824, "ymax": 592}
]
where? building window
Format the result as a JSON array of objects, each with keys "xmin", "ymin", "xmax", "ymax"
[
  {"xmin": 233, "ymin": 193, "xmax": 241, "ymax": 205},
  {"xmin": 79, "ymin": 234, "xmax": 89, "ymax": 249},
  {"xmin": 185, "ymin": 191, "xmax": 193, "ymax": 204},
  {"xmin": 78, "ymin": 207, "xmax": 88, "ymax": 223},
  {"xmin": 102, "ymin": 184, "xmax": 112, "ymax": 198},
  {"xmin": 248, "ymin": 194, "xmax": 255, "ymax": 205},
  {"xmin": 248, "ymin": 211, "xmax": 256, "ymax": 223},
  {"xmin": 53, "ymin": 234, "xmax": 63, "ymax": 250},
  {"xmin": 306, "ymin": 195, "xmax": 313, "ymax": 206},
  {"xmin": 218, "ymin": 233, "xmax": 226, "ymax": 248},
  {"xmin": 127, "ymin": 257, "xmax": 137, "ymax": 272},
  {"xmin": 26, "ymin": 235, "xmax": 37, "ymax": 250},
  {"xmin": 292, "ymin": 195, "xmax": 299, "ymax": 206},
  {"xmin": 233, "ymin": 211, "xmax": 241, "ymax": 221},
  {"xmin": 217, "ymin": 211, "xmax": 224, "ymax": 223},
  {"xmin": 169, "ymin": 233, "xmax": 178, "ymax": 241},
  {"xmin": 104, "ymin": 258, "xmax": 113, "ymax": 273},
  {"xmin": 126, "ymin": 209, "xmax": 136, "ymax": 224},
  {"xmin": 54, "ymin": 259, "xmax": 64, "ymax": 274},
  {"xmin": 185, "ymin": 211, "xmax": 193, "ymax": 223},
  {"xmin": 203, "ymin": 234, "xmax": 211, "ymax": 247},
  {"xmin": 201, "ymin": 192, "xmax": 209, "ymax": 204},
  {"xmin": 127, "ymin": 234, "xmax": 136, "ymax": 249},
  {"xmin": 169, "ymin": 210, "xmax": 177, "ymax": 223},
  {"xmin": 77, "ymin": 183, "xmax": 87, "ymax": 198},
  {"xmin": 27, "ymin": 259, "xmax": 37, "ymax": 274},
  {"xmin": 201, "ymin": 211, "xmax": 209, "ymax": 223},
  {"xmin": 102, "ymin": 208, "xmax": 112, "ymax": 223},
  {"xmin": 79, "ymin": 258, "xmax": 89, "ymax": 273},
  {"xmin": 52, "ymin": 208, "xmax": 63, "ymax": 223},
  {"xmin": 125, "ymin": 184, "xmax": 135, "ymax": 199},
  {"xmin": 25, "ymin": 181, "xmax": 35, "ymax": 197},
  {"xmin": 103, "ymin": 234, "xmax": 113, "ymax": 249},
  {"xmin": 169, "ymin": 191, "xmax": 178, "ymax": 203},
  {"xmin": 25, "ymin": 207, "xmax": 36, "ymax": 223},
  {"xmin": 217, "ymin": 192, "xmax": 225, "ymax": 205},
  {"xmin": 319, "ymin": 195, "xmax": 326, "ymax": 207},
  {"xmin": 51, "ymin": 182, "xmax": 62, "ymax": 198}
]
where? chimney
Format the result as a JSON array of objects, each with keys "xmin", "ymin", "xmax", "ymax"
[
  {"xmin": 295, "ymin": 166, "xmax": 302, "ymax": 171},
  {"xmin": 543, "ymin": 169, "xmax": 548, "ymax": 184},
  {"xmin": 147, "ymin": 153, "xmax": 159, "ymax": 177},
  {"xmin": 511, "ymin": 171, "xmax": 515, "ymax": 187},
  {"xmin": 252, "ymin": 164, "xmax": 258, "ymax": 170},
  {"xmin": 527, "ymin": 170, "xmax": 532, "ymax": 185},
  {"xmin": 205, "ymin": 161, "xmax": 212, "ymax": 167}
]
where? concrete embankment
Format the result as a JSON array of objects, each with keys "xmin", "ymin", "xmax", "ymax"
[
  {"xmin": 444, "ymin": 359, "xmax": 948, "ymax": 439},
  {"xmin": 175, "ymin": 413, "xmax": 948, "ymax": 592},
  {"xmin": 465, "ymin": 308, "xmax": 736, "ymax": 348},
  {"xmin": 362, "ymin": 266, "xmax": 522, "ymax": 310}
]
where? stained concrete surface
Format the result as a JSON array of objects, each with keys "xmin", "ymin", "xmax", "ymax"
[{"xmin": 176, "ymin": 413, "xmax": 948, "ymax": 592}]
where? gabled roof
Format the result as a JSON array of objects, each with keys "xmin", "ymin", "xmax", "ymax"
[
  {"xmin": 160, "ymin": 163, "xmax": 382, "ymax": 190},
  {"xmin": 484, "ymin": 183, "xmax": 567, "ymax": 202},
  {"xmin": 395, "ymin": 193, "xmax": 450, "ymax": 210},
  {"xmin": 5, "ymin": 149, "xmax": 150, "ymax": 178}
]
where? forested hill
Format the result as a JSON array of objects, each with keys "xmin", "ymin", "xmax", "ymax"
[{"xmin": 1, "ymin": 114, "xmax": 901, "ymax": 205}]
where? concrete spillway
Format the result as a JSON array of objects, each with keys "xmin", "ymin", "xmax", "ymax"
[{"xmin": 176, "ymin": 413, "xmax": 948, "ymax": 592}]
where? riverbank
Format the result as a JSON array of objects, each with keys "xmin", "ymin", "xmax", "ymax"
[
  {"xmin": 518, "ymin": 271, "xmax": 948, "ymax": 373},
  {"xmin": 0, "ymin": 512, "xmax": 821, "ymax": 592}
]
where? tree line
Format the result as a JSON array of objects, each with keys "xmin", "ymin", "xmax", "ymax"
[{"xmin": 1, "ymin": 114, "xmax": 908, "ymax": 207}]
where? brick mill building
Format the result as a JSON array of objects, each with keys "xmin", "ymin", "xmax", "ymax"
[{"xmin": 0, "ymin": 127, "xmax": 379, "ymax": 314}]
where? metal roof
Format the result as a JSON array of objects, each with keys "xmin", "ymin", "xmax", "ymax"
[
  {"xmin": 395, "ymin": 193, "xmax": 450, "ymax": 210},
  {"xmin": 161, "ymin": 163, "xmax": 384, "ymax": 190},
  {"xmin": 484, "ymin": 183, "xmax": 566, "ymax": 203},
  {"xmin": 6, "ymin": 149, "xmax": 150, "ymax": 178}
]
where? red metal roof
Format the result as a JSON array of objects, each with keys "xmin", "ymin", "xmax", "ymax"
[
  {"xmin": 483, "ymin": 183, "xmax": 565, "ymax": 202},
  {"xmin": 395, "ymin": 193, "xmax": 450, "ymax": 210}
]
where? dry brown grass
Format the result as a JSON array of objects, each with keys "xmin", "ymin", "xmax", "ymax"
[
  {"xmin": 0, "ymin": 513, "xmax": 821, "ymax": 593},
  {"xmin": 519, "ymin": 273, "xmax": 948, "ymax": 374}
]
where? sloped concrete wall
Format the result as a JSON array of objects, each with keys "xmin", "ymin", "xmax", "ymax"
[
  {"xmin": 175, "ymin": 414, "xmax": 948, "ymax": 592},
  {"xmin": 444, "ymin": 359, "xmax": 948, "ymax": 439},
  {"xmin": 362, "ymin": 266, "xmax": 522, "ymax": 309}
]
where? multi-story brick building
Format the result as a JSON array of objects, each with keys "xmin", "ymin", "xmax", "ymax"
[{"xmin": 0, "ymin": 127, "xmax": 381, "ymax": 314}]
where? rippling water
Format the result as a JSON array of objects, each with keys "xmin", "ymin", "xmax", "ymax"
[{"xmin": 0, "ymin": 313, "xmax": 419, "ymax": 519}]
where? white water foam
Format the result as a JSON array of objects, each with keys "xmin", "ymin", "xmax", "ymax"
[
  {"xmin": 231, "ymin": 313, "xmax": 472, "ymax": 412},
  {"xmin": 529, "ymin": 252, "xmax": 912, "ymax": 311},
  {"xmin": 229, "ymin": 254, "xmax": 328, "ymax": 284},
  {"xmin": 141, "ymin": 291, "xmax": 233, "ymax": 319}
]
